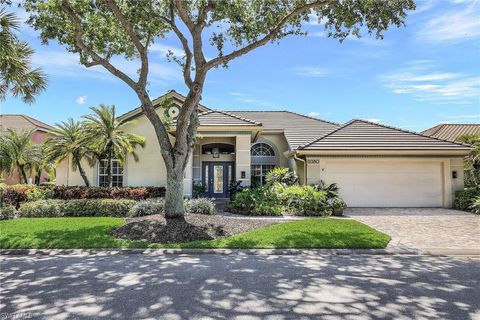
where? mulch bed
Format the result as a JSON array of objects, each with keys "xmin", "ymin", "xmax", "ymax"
[{"xmin": 113, "ymin": 214, "xmax": 280, "ymax": 244}]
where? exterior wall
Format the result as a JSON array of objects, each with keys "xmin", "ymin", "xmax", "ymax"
[
  {"xmin": 55, "ymin": 156, "xmax": 96, "ymax": 186},
  {"xmin": 236, "ymin": 134, "xmax": 251, "ymax": 186},
  {"xmin": 122, "ymin": 114, "xmax": 169, "ymax": 187},
  {"xmin": 305, "ymin": 156, "xmax": 465, "ymax": 208}
]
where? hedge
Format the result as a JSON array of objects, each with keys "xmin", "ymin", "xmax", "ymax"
[
  {"xmin": 453, "ymin": 187, "xmax": 480, "ymax": 211},
  {"xmin": 17, "ymin": 199, "xmax": 136, "ymax": 217},
  {"xmin": 2, "ymin": 185, "xmax": 166, "ymax": 208}
]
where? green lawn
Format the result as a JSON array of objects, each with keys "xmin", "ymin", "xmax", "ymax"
[{"xmin": 0, "ymin": 217, "xmax": 390, "ymax": 249}]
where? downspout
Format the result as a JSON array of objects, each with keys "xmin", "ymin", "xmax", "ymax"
[{"xmin": 293, "ymin": 152, "xmax": 307, "ymax": 185}]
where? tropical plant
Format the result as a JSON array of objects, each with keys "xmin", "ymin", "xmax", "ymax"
[
  {"xmin": 313, "ymin": 180, "xmax": 340, "ymax": 199},
  {"xmin": 457, "ymin": 134, "xmax": 480, "ymax": 187},
  {"xmin": 23, "ymin": 0, "xmax": 415, "ymax": 218},
  {"xmin": 0, "ymin": 7, "xmax": 46, "ymax": 103},
  {"xmin": 0, "ymin": 129, "xmax": 41, "ymax": 183},
  {"xmin": 265, "ymin": 168, "xmax": 299, "ymax": 187},
  {"xmin": 82, "ymin": 104, "xmax": 145, "ymax": 187},
  {"xmin": 469, "ymin": 196, "xmax": 480, "ymax": 215},
  {"xmin": 44, "ymin": 118, "xmax": 95, "ymax": 186}
]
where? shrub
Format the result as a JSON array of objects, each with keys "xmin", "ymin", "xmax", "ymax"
[
  {"xmin": 18, "ymin": 200, "xmax": 64, "ymax": 217},
  {"xmin": 281, "ymin": 185, "xmax": 331, "ymax": 216},
  {"xmin": 186, "ymin": 198, "xmax": 216, "ymax": 215},
  {"xmin": 192, "ymin": 181, "xmax": 206, "ymax": 198},
  {"xmin": 2, "ymin": 184, "xmax": 37, "ymax": 208},
  {"xmin": 265, "ymin": 168, "xmax": 298, "ymax": 187},
  {"xmin": 227, "ymin": 180, "xmax": 245, "ymax": 199},
  {"xmin": 0, "ymin": 204, "xmax": 16, "ymax": 220},
  {"xmin": 469, "ymin": 196, "xmax": 480, "ymax": 215},
  {"xmin": 17, "ymin": 198, "xmax": 136, "ymax": 218},
  {"xmin": 229, "ymin": 187, "xmax": 283, "ymax": 216},
  {"xmin": 25, "ymin": 188, "xmax": 54, "ymax": 202},
  {"xmin": 62, "ymin": 199, "xmax": 135, "ymax": 217},
  {"xmin": 453, "ymin": 187, "xmax": 480, "ymax": 211},
  {"xmin": 129, "ymin": 198, "xmax": 165, "ymax": 217}
]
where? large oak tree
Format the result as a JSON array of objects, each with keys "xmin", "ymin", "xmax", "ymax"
[{"xmin": 21, "ymin": 0, "xmax": 415, "ymax": 218}]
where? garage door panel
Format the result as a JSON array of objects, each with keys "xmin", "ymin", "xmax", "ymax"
[{"xmin": 324, "ymin": 161, "xmax": 443, "ymax": 207}]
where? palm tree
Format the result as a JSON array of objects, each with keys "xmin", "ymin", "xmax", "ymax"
[
  {"xmin": 27, "ymin": 143, "xmax": 54, "ymax": 185},
  {"xmin": 44, "ymin": 119, "xmax": 94, "ymax": 186},
  {"xmin": 82, "ymin": 104, "xmax": 145, "ymax": 187},
  {"xmin": 0, "ymin": 129, "xmax": 40, "ymax": 183},
  {"xmin": 0, "ymin": 8, "xmax": 47, "ymax": 103},
  {"xmin": 457, "ymin": 134, "xmax": 480, "ymax": 187}
]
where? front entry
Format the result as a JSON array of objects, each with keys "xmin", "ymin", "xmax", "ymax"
[{"xmin": 202, "ymin": 162, "xmax": 235, "ymax": 198}]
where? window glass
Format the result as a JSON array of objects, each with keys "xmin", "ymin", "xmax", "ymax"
[
  {"xmin": 251, "ymin": 164, "xmax": 276, "ymax": 187},
  {"xmin": 98, "ymin": 158, "xmax": 124, "ymax": 187},
  {"xmin": 251, "ymin": 143, "xmax": 275, "ymax": 156}
]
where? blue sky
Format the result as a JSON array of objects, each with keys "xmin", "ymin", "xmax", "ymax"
[{"xmin": 1, "ymin": 0, "xmax": 479, "ymax": 132}]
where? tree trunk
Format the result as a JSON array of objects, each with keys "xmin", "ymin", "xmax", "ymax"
[
  {"xmin": 164, "ymin": 166, "xmax": 186, "ymax": 219},
  {"xmin": 105, "ymin": 150, "xmax": 112, "ymax": 187},
  {"xmin": 35, "ymin": 169, "xmax": 41, "ymax": 185},
  {"xmin": 18, "ymin": 165, "xmax": 28, "ymax": 184},
  {"xmin": 74, "ymin": 156, "xmax": 90, "ymax": 187}
]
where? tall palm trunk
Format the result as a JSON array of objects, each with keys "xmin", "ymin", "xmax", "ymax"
[
  {"xmin": 73, "ymin": 156, "xmax": 90, "ymax": 187},
  {"xmin": 18, "ymin": 164, "xmax": 28, "ymax": 184},
  {"xmin": 105, "ymin": 150, "xmax": 112, "ymax": 187},
  {"xmin": 35, "ymin": 168, "xmax": 42, "ymax": 185}
]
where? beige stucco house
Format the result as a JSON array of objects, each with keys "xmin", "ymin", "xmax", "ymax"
[{"xmin": 55, "ymin": 91, "xmax": 472, "ymax": 208}]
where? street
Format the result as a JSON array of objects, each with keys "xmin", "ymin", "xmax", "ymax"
[{"xmin": 1, "ymin": 253, "xmax": 479, "ymax": 319}]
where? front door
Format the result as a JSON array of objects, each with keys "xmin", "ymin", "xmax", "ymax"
[{"xmin": 202, "ymin": 162, "xmax": 234, "ymax": 198}]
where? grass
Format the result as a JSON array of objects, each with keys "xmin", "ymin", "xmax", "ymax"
[{"xmin": 0, "ymin": 217, "xmax": 390, "ymax": 249}]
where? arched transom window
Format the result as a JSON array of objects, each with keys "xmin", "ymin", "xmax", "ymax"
[
  {"xmin": 251, "ymin": 143, "xmax": 275, "ymax": 157},
  {"xmin": 251, "ymin": 142, "xmax": 277, "ymax": 187}
]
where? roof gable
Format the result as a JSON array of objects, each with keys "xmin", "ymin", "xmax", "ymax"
[
  {"xmin": 118, "ymin": 90, "xmax": 210, "ymax": 122},
  {"xmin": 299, "ymin": 119, "xmax": 472, "ymax": 151},
  {"xmin": 422, "ymin": 124, "xmax": 480, "ymax": 142},
  {"xmin": 0, "ymin": 114, "xmax": 53, "ymax": 132}
]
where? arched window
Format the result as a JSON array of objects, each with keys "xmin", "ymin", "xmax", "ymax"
[
  {"xmin": 251, "ymin": 143, "xmax": 275, "ymax": 156},
  {"xmin": 251, "ymin": 142, "xmax": 277, "ymax": 187}
]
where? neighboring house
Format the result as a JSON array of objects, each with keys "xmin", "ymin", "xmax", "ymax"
[
  {"xmin": 0, "ymin": 114, "xmax": 53, "ymax": 185},
  {"xmin": 422, "ymin": 124, "xmax": 480, "ymax": 142},
  {"xmin": 55, "ymin": 91, "xmax": 472, "ymax": 208}
]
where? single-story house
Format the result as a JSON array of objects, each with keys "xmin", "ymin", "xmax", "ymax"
[
  {"xmin": 0, "ymin": 114, "xmax": 54, "ymax": 185},
  {"xmin": 56, "ymin": 91, "xmax": 472, "ymax": 208},
  {"xmin": 422, "ymin": 123, "xmax": 480, "ymax": 142}
]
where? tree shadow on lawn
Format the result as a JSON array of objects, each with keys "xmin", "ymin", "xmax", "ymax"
[
  {"xmin": 173, "ymin": 228, "xmax": 390, "ymax": 249},
  {"xmin": 1, "ymin": 252, "xmax": 479, "ymax": 319}
]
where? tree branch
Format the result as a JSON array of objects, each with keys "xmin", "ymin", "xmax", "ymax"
[
  {"xmin": 102, "ymin": 0, "xmax": 149, "ymax": 88},
  {"xmin": 206, "ymin": 0, "xmax": 331, "ymax": 70},
  {"xmin": 159, "ymin": 9, "xmax": 193, "ymax": 88},
  {"xmin": 61, "ymin": 0, "xmax": 138, "ymax": 90}
]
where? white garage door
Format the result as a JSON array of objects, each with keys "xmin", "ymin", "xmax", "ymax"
[{"xmin": 324, "ymin": 160, "xmax": 443, "ymax": 207}]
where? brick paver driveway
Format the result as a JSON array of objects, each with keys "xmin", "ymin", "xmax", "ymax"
[{"xmin": 346, "ymin": 208, "xmax": 480, "ymax": 254}]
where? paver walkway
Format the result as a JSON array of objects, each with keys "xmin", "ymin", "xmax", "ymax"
[{"xmin": 347, "ymin": 208, "xmax": 480, "ymax": 254}]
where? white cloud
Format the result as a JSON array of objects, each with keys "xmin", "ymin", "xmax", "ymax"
[
  {"xmin": 362, "ymin": 118, "xmax": 382, "ymax": 123},
  {"xmin": 379, "ymin": 62, "xmax": 480, "ymax": 105},
  {"xmin": 416, "ymin": 3, "xmax": 480, "ymax": 43},
  {"xmin": 75, "ymin": 96, "xmax": 87, "ymax": 105},
  {"xmin": 307, "ymin": 112, "xmax": 320, "ymax": 118},
  {"xmin": 31, "ymin": 49, "xmax": 181, "ymax": 84},
  {"xmin": 150, "ymin": 43, "xmax": 185, "ymax": 58},
  {"xmin": 293, "ymin": 67, "xmax": 328, "ymax": 77}
]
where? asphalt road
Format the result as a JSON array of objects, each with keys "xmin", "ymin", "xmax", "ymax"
[{"xmin": 1, "ymin": 253, "xmax": 479, "ymax": 320}]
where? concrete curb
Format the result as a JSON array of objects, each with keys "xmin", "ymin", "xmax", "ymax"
[{"xmin": 0, "ymin": 248, "xmax": 417, "ymax": 256}]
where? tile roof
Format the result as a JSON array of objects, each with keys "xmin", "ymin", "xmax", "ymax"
[
  {"xmin": 225, "ymin": 111, "xmax": 340, "ymax": 149},
  {"xmin": 299, "ymin": 119, "xmax": 472, "ymax": 151},
  {"xmin": 422, "ymin": 124, "xmax": 480, "ymax": 142},
  {"xmin": 0, "ymin": 114, "xmax": 53, "ymax": 132},
  {"xmin": 196, "ymin": 110, "xmax": 261, "ymax": 126}
]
